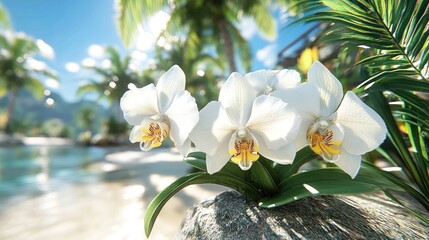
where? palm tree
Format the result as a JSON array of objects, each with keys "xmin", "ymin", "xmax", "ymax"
[
  {"xmin": 285, "ymin": 0, "xmax": 429, "ymax": 212},
  {"xmin": 0, "ymin": 31, "xmax": 57, "ymax": 134},
  {"xmin": 77, "ymin": 46, "xmax": 143, "ymax": 119},
  {"xmin": 150, "ymin": 35, "xmax": 226, "ymax": 108},
  {"xmin": 115, "ymin": 0, "xmax": 276, "ymax": 72}
]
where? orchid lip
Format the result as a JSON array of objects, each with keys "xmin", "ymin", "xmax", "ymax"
[
  {"xmin": 307, "ymin": 121, "xmax": 343, "ymax": 162},
  {"xmin": 229, "ymin": 128, "xmax": 260, "ymax": 171},
  {"xmin": 139, "ymin": 116, "xmax": 170, "ymax": 151}
]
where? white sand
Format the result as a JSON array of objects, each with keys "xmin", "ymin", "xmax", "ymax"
[{"xmin": 0, "ymin": 147, "xmax": 228, "ymax": 240}]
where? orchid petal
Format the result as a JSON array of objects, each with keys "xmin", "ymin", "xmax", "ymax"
[
  {"xmin": 219, "ymin": 72, "xmax": 256, "ymax": 127},
  {"xmin": 253, "ymin": 132, "xmax": 296, "ymax": 164},
  {"xmin": 272, "ymin": 83, "xmax": 320, "ymax": 149},
  {"xmin": 156, "ymin": 65, "xmax": 186, "ymax": 112},
  {"xmin": 244, "ymin": 70, "xmax": 269, "ymax": 95},
  {"xmin": 175, "ymin": 138, "xmax": 192, "ymax": 156},
  {"xmin": 129, "ymin": 125, "xmax": 142, "ymax": 143},
  {"xmin": 189, "ymin": 101, "xmax": 235, "ymax": 156},
  {"xmin": 308, "ymin": 61, "xmax": 343, "ymax": 117},
  {"xmin": 246, "ymin": 95, "xmax": 301, "ymax": 150},
  {"xmin": 165, "ymin": 90, "xmax": 199, "ymax": 146},
  {"xmin": 206, "ymin": 135, "xmax": 233, "ymax": 174},
  {"xmin": 273, "ymin": 69, "xmax": 301, "ymax": 89},
  {"xmin": 272, "ymin": 82, "xmax": 321, "ymax": 119},
  {"xmin": 120, "ymin": 84, "xmax": 159, "ymax": 125},
  {"xmin": 335, "ymin": 150, "xmax": 362, "ymax": 179},
  {"xmin": 334, "ymin": 91, "xmax": 387, "ymax": 155}
]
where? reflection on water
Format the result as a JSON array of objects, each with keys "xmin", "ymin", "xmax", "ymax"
[
  {"xmin": 0, "ymin": 145, "xmax": 226, "ymax": 240},
  {"xmin": 0, "ymin": 146, "xmax": 106, "ymax": 198}
]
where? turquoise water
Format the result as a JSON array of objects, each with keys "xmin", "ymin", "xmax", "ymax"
[{"xmin": 0, "ymin": 146, "xmax": 108, "ymax": 198}]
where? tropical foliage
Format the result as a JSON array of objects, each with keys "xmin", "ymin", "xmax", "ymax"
[
  {"xmin": 0, "ymin": 31, "xmax": 57, "ymax": 133},
  {"xmin": 115, "ymin": 0, "xmax": 276, "ymax": 72},
  {"xmin": 116, "ymin": 0, "xmax": 429, "ymax": 236},
  {"xmin": 285, "ymin": 0, "xmax": 429, "ymax": 216},
  {"xmin": 77, "ymin": 46, "xmax": 143, "ymax": 119}
]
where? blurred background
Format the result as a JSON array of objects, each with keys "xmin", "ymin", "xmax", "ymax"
[{"xmin": 0, "ymin": 0, "xmax": 346, "ymax": 239}]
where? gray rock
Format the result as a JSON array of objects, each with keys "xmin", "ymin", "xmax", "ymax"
[{"xmin": 178, "ymin": 191, "xmax": 429, "ymax": 239}]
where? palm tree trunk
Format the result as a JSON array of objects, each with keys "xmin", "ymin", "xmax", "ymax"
[
  {"xmin": 217, "ymin": 18, "xmax": 237, "ymax": 72},
  {"xmin": 5, "ymin": 88, "xmax": 18, "ymax": 134}
]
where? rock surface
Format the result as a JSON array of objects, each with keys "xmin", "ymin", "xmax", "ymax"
[{"xmin": 178, "ymin": 191, "xmax": 429, "ymax": 239}]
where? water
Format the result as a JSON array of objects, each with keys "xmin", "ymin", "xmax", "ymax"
[{"xmin": 0, "ymin": 146, "xmax": 107, "ymax": 198}]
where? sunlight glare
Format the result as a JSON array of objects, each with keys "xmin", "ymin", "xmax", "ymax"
[{"xmin": 45, "ymin": 98, "xmax": 55, "ymax": 106}]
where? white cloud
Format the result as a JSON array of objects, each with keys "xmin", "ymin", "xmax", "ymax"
[
  {"xmin": 148, "ymin": 11, "xmax": 170, "ymax": 36},
  {"xmin": 81, "ymin": 58, "xmax": 96, "ymax": 68},
  {"xmin": 256, "ymin": 44, "xmax": 277, "ymax": 68},
  {"xmin": 101, "ymin": 59, "xmax": 112, "ymax": 69},
  {"xmin": 237, "ymin": 17, "xmax": 258, "ymax": 40},
  {"xmin": 88, "ymin": 44, "xmax": 105, "ymax": 59},
  {"xmin": 135, "ymin": 30, "xmax": 155, "ymax": 51},
  {"xmin": 131, "ymin": 50, "xmax": 147, "ymax": 62},
  {"xmin": 45, "ymin": 78, "xmax": 60, "ymax": 89},
  {"xmin": 36, "ymin": 39, "xmax": 55, "ymax": 59},
  {"xmin": 133, "ymin": 10, "xmax": 170, "ymax": 51},
  {"xmin": 26, "ymin": 58, "xmax": 47, "ymax": 71},
  {"xmin": 65, "ymin": 62, "xmax": 80, "ymax": 72}
]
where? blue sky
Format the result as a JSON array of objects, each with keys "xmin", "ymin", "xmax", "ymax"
[{"xmin": 2, "ymin": 0, "xmax": 308, "ymax": 102}]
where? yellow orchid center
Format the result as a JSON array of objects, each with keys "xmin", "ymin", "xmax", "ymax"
[
  {"xmin": 306, "ymin": 120, "xmax": 342, "ymax": 162},
  {"xmin": 140, "ymin": 118, "xmax": 170, "ymax": 151},
  {"xmin": 229, "ymin": 128, "xmax": 259, "ymax": 170}
]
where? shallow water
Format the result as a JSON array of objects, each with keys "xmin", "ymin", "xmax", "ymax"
[
  {"xmin": 0, "ymin": 145, "xmax": 226, "ymax": 240},
  {"xmin": 0, "ymin": 146, "xmax": 106, "ymax": 198}
]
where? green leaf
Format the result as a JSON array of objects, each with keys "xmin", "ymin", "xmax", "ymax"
[
  {"xmin": 249, "ymin": 4, "xmax": 276, "ymax": 40},
  {"xmin": 144, "ymin": 172, "xmax": 262, "ymax": 237},
  {"xmin": 184, "ymin": 151, "xmax": 245, "ymax": 178},
  {"xmin": 261, "ymin": 175, "xmax": 380, "ymax": 208},
  {"xmin": 250, "ymin": 161, "xmax": 279, "ymax": 195},
  {"xmin": 115, "ymin": 0, "xmax": 166, "ymax": 46},
  {"xmin": 275, "ymin": 146, "xmax": 318, "ymax": 181}
]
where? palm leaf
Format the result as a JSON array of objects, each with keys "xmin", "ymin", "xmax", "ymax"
[
  {"xmin": 0, "ymin": 3, "xmax": 10, "ymax": 28},
  {"xmin": 292, "ymin": 0, "xmax": 429, "ymax": 209},
  {"xmin": 115, "ymin": 0, "xmax": 166, "ymax": 46},
  {"xmin": 299, "ymin": 0, "xmax": 429, "ymax": 86}
]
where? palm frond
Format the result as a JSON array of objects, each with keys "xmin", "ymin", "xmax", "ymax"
[
  {"xmin": 115, "ymin": 0, "xmax": 166, "ymax": 46},
  {"xmin": 0, "ymin": 3, "xmax": 11, "ymax": 28},
  {"xmin": 300, "ymin": 0, "xmax": 429, "ymax": 85},
  {"xmin": 248, "ymin": 3, "xmax": 277, "ymax": 40},
  {"xmin": 295, "ymin": 0, "xmax": 429, "ymax": 207}
]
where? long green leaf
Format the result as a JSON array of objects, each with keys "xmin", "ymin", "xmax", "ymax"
[
  {"xmin": 144, "ymin": 172, "xmax": 262, "ymax": 237},
  {"xmin": 260, "ymin": 169, "xmax": 381, "ymax": 208},
  {"xmin": 251, "ymin": 161, "xmax": 279, "ymax": 195}
]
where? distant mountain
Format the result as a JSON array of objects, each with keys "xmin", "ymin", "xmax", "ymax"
[{"xmin": 0, "ymin": 89, "xmax": 112, "ymax": 136}]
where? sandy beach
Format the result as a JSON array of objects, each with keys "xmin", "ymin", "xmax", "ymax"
[{"xmin": 0, "ymin": 144, "xmax": 228, "ymax": 240}]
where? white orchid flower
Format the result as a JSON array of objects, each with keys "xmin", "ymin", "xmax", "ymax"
[
  {"xmin": 272, "ymin": 61, "xmax": 387, "ymax": 178},
  {"xmin": 190, "ymin": 72, "xmax": 301, "ymax": 174},
  {"xmin": 120, "ymin": 65, "xmax": 199, "ymax": 156},
  {"xmin": 245, "ymin": 69, "xmax": 301, "ymax": 95}
]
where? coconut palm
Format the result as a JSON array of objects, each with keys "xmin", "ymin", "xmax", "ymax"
[
  {"xmin": 115, "ymin": 0, "xmax": 276, "ymax": 72},
  {"xmin": 0, "ymin": 31, "xmax": 57, "ymax": 134},
  {"xmin": 77, "ymin": 46, "xmax": 143, "ymax": 119},
  {"xmin": 150, "ymin": 36, "xmax": 226, "ymax": 108}
]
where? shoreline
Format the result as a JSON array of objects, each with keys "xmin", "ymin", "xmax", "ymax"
[{"xmin": 0, "ymin": 144, "xmax": 227, "ymax": 239}]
